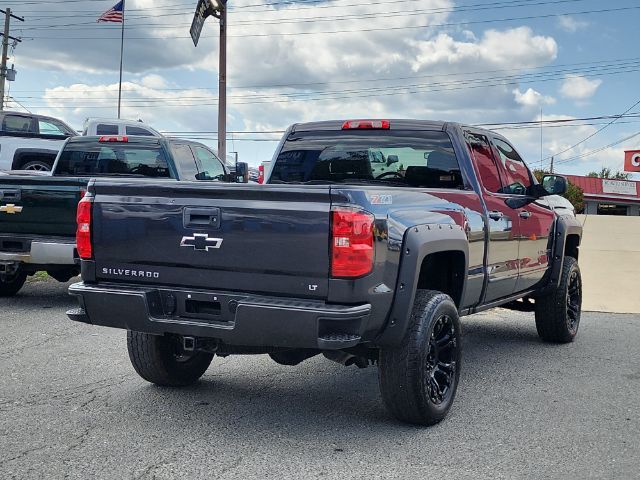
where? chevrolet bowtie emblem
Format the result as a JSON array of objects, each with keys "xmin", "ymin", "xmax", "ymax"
[
  {"xmin": 180, "ymin": 233, "xmax": 223, "ymax": 251},
  {"xmin": 0, "ymin": 204, "xmax": 23, "ymax": 214}
]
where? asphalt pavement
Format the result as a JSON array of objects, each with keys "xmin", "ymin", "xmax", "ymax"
[{"xmin": 1, "ymin": 278, "xmax": 639, "ymax": 480}]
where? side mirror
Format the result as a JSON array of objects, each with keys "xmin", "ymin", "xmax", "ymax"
[
  {"xmin": 387, "ymin": 154, "xmax": 399, "ymax": 167},
  {"xmin": 541, "ymin": 174, "xmax": 568, "ymax": 196},
  {"xmin": 235, "ymin": 161, "xmax": 249, "ymax": 183}
]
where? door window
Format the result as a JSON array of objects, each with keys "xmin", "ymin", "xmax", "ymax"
[
  {"xmin": 465, "ymin": 132, "xmax": 503, "ymax": 193},
  {"xmin": 192, "ymin": 146, "xmax": 225, "ymax": 181},
  {"xmin": 492, "ymin": 138, "xmax": 532, "ymax": 195},
  {"xmin": 126, "ymin": 125, "xmax": 154, "ymax": 136},
  {"xmin": 170, "ymin": 144, "xmax": 199, "ymax": 180},
  {"xmin": 38, "ymin": 119, "xmax": 67, "ymax": 136},
  {"xmin": 2, "ymin": 115, "xmax": 34, "ymax": 133}
]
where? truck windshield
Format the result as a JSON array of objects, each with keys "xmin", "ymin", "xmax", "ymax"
[
  {"xmin": 269, "ymin": 130, "xmax": 463, "ymax": 189},
  {"xmin": 54, "ymin": 142, "xmax": 174, "ymax": 178}
]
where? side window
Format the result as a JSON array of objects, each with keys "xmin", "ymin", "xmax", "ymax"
[
  {"xmin": 96, "ymin": 124, "xmax": 119, "ymax": 136},
  {"xmin": 38, "ymin": 119, "xmax": 66, "ymax": 136},
  {"xmin": 192, "ymin": 146, "xmax": 225, "ymax": 181},
  {"xmin": 2, "ymin": 115, "xmax": 34, "ymax": 134},
  {"xmin": 466, "ymin": 132, "xmax": 503, "ymax": 193},
  {"xmin": 126, "ymin": 125, "xmax": 154, "ymax": 136},
  {"xmin": 170, "ymin": 144, "xmax": 199, "ymax": 180},
  {"xmin": 492, "ymin": 138, "xmax": 532, "ymax": 195}
]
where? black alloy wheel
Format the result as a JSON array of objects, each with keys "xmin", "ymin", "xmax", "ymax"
[
  {"xmin": 425, "ymin": 314, "xmax": 458, "ymax": 405},
  {"xmin": 566, "ymin": 269, "xmax": 581, "ymax": 333}
]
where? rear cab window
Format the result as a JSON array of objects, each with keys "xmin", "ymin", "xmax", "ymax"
[
  {"xmin": 96, "ymin": 124, "xmax": 119, "ymax": 136},
  {"xmin": 54, "ymin": 140, "xmax": 175, "ymax": 178},
  {"xmin": 269, "ymin": 129, "xmax": 464, "ymax": 189}
]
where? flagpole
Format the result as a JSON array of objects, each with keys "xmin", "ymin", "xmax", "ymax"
[{"xmin": 117, "ymin": 0, "xmax": 125, "ymax": 119}]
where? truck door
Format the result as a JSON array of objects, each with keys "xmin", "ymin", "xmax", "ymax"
[
  {"xmin": 489, "ymin": 137, "xmax": 555, "ymax": 293},
  {"xmin": 465, "ymin": 131, "xmax": 520, "ymax": 302}
]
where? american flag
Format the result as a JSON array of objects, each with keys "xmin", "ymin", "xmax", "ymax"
[{"xmin": 97, "ymin": 0, "xmax": 124, "ymax": 23}]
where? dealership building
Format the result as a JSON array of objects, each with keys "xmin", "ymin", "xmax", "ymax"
[{"xmin": 563, "ymin": 175, "xmax": 640, "ymax": 216}]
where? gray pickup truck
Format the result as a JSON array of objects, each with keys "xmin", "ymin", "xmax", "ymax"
[
  {"xmin": 0, "ymin": 135, "xmax": 245, "ymax": 296},
  {"xmin": 67, "ymin": 119, "xmax": 582, "ymax": 425}
]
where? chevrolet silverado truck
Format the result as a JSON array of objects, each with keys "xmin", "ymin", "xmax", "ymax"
[
  {"xmin": 66, "ymin": 119, "xmax": 582, "ymax": 426},
  {"xmin": 0, "ymin": 135, "xmax": 246, "ymax": 296}
]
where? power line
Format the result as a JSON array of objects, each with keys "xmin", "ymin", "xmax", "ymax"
[
  {"xmin": 18, "ymin": 5, "xmax": 640, "ymax": 39},
  {"xmin": 14, "ymin": 61, "xmax": 640, "ymax": 108},
  {"xmin": 554, "ymin": 130, "xmax": 640, "ymax": 166},
  {"xmin": 13, "ymin": 55, "xmax": 640, "ymax": 94},
  {"xmin": 18, "ymin": 0, "xmax": 593, "ymax": 30},
  {"xmin": 546, "ymin": 96, "xmax": 640, "ymax": 161}
]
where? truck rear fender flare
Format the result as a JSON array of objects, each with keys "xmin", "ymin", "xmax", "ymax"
[
  {"xmin": 376, "ymin": 223, "xmax": 469, "ymax": 346},
  {"xmin": 543, "ymin": 214, "xmax": 582, "ymax": 294}
]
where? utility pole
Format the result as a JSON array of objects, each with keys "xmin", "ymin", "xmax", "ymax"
[
  {"xmin": 550, "ymin": 156, "xmax": 554, "ymax": 174},
  {"xmin": 0, "ymin": 8, "xmax": 23, "ymax": 111},
  {"xmin": 218, "ymin": 3, "xmax": 226, "ymax": 164},
  {"xmin": 189, "ymin": 0, "xmax": 227, "ymax": 162}
]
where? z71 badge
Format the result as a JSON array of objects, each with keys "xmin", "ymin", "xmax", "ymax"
[{"xmin": 369, "ymin": 194, "xmax": 392, "ymax": 205}]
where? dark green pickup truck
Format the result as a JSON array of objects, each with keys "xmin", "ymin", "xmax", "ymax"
[{"xmin": 0, "ymin": 135, "xmax": 247, "ymax": 296}]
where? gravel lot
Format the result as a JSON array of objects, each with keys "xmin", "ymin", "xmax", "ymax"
[{"xmin": 1, "ymin": 278, "xmax": 639, "ymax": 479}]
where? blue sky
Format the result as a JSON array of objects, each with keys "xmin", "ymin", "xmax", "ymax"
[{"xmin": 5, "ymin": 0, "xmax": 640, "ymax": 177}]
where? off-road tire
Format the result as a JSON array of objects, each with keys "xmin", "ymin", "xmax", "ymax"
[
  {"xmin": 127, "ymin": 332, "xmax": 213, "ymax": 387},
  {"xmin": 379, "ymin": 290, "xmax": 462, "ymax": 426},
  {"xmin": 535, "ymin": 256, "xmax": 582, "ymax": 343},
  {"xmin": 0, "ymin": 271, "xmax": 27, "ymax": 297}
]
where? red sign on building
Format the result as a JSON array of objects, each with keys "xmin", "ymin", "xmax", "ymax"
[{"xmin": 625, "ymin": 150, "xmax": 640, "ymax": 172}]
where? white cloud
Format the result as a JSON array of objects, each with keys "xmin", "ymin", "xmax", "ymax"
[
  {"xmin": 557, "ymin": 15, "xmax": 589, "ymax": 33},
  {"xmin": 408, "ymin": 27, "xmax": 557, "ymax": 73},
  {"xmin": 513, "ymin": 88, "xmax": 555, "ymax": 107},
  {"xmin": 39, "ymin": 82, "xmax": 219, "ymax": 134},
  {"xmin": 560, "ymin": 75, "xmax": 602, "ymax": 100}
]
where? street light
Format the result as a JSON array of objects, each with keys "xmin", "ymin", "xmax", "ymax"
[{"xmin": 190, "ymin": 0, "xmax": 227, "ymax": 163}]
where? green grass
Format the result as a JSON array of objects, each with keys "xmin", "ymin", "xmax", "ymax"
[{"xmin": 28, "ymin": 271, "xmax": 49, "ymax": 282}]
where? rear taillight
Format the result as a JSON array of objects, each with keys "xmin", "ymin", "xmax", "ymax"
[
  {"xmin": 331, "ymin": 208, "xmax": 375, "ymax": 278},
  {"xmin": 341, "ymin": 120, "xmax": 390, "ymax": 130},
  {"xmin": 76, "ymin": 196, "xmax": 93, "ymax": 260},
  {"xmin": 258, "ymin": 164, "xmax": 264, "ymax": 184}
]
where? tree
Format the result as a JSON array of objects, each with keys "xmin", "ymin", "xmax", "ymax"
[
  {"xmin": 533, "ymin": 169, "xmax": 585, "ymax": 213},
  {"xmin": 586, "ymin": 167, "xmax": 630, "ymax": 180}
]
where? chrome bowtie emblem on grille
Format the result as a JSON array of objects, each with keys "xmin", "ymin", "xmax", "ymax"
[
  {"xmin": 180, "ymin": 233, "xmax": 223, "ymax": 251},
  {"xmin": 0, "ymin": 204, "xmax": 23, "ymax": 214}
]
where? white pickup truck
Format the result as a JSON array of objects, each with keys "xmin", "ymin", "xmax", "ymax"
[
  {"xmin": 0, "ymin": 111, "xmax": 77, "ymax": 171},
  {"xmin": 82, "ymin": 118, "xmax": 162, "ymax": 137}
]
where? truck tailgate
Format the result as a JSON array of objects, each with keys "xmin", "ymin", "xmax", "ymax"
[
  {"xmin": 0, "ymin": 175, "xmax": 85, "ymax": 237},
  {"xmin": 91, "ymin": 181, "xmax": 332, "ymax": 299}
]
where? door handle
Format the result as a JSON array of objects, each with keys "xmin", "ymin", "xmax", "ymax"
[
  {"xmin": 519, "ymin": 210, "xmax": 532, "ymax": 219},
  {"xmin": 488, "ymin": 210, "xmax": 504, "ymax": 220},
  {"xmin": 183, "ymin": 207, "xmax": 221, "ymax": 229}
]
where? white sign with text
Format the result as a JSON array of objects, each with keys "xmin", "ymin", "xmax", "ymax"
[{"xmin": 602, "ymin": 179, "xmax": 637, "ymax": 196}]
